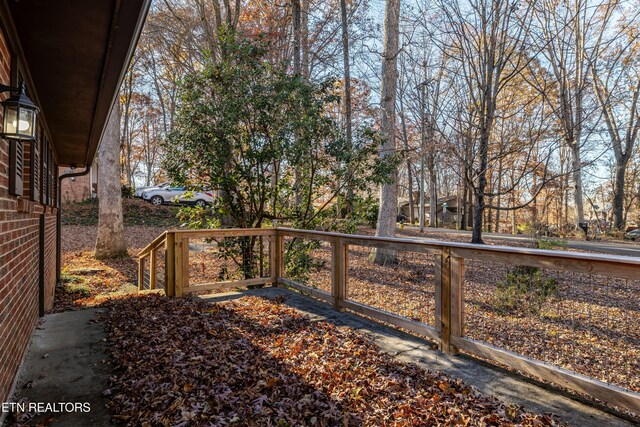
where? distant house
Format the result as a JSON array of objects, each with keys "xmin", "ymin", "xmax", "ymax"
[
  {"xmin": 398, "ymin": 194, "xmax": 459, "ymax": 225},
  {"xmin": 59, "ymin": 160, "xmax": 98, "ymax": 203}
]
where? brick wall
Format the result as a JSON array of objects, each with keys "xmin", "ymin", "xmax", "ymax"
[
  {"xmin": 0, "ymin": 28, "xmax": 58, "ymax": 405},
  {"xmin": 60, "ymin": 166, "xmax": 96, "ymax": 203}
]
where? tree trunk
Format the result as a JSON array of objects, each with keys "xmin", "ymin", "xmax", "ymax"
[
  {"xmin": 301, "ymin": 0, "xmax": 309, "ymax": 77},
  {"xmin": 613, "ymin": 163, "xmax": 626, "ymax": 230},
  {"xmin": 466, "ymin": 181, "xmax": 473, "ymax": 229},
  {"xmin": 399, "ymin": 118, "xmax": 414, "ymax": 223},
  {"xmin": 573, "ymin": 1, "xmax": 585, "ymax": 229},
  {"xmin": 472, "ymin": 126, "xmax": 491, "ymax": 244},
  {"xmin": 428, "ymin": 153, "xmax": 437, "ymax": 227},
  {"xmin": 340, "ymin": 0, "xmax": 354, "ymax": 215},
  {"xmin": 419, "ymin": 84, "xmax": 426, "ymax": 231},
  {"xmin": 291, "ymin": 0, "xmax": 301, "ymax": 75},
  {"xmin": 398, "ymin": 72, "xmax": 413, "ymax": 224},
  {"xmin": 494, "ymin": 160, "xmax": 502, "ymax": 233},
  {"xmin": 570, "ymin": 141, "xmax": 585, "ymax": 226},
  {"xmin": 371, "ymin": 0, "xmax": 400, "ymax": 265},
  {"xmin": 96, "ymin": 102, "xmax": 127, "ymax": 259},
  {"xmin": 291, "ymin": 0, "xmax": 302, "ymax": 208}
]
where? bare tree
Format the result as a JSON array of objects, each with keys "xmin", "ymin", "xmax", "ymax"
[
  {"xmin": 439, "ymin": 0, "xmax": 538, "ymax": 243},
  {"xmin": 96, "ymin": 101, "xmax": 127, "ymax": 259},
  {"xmin": 588, "ymin": 5, "xmax": 640, "ymax": 229},
  {"xmin": 340, "ymin": 0, "xmax": 355, "ymax": 215},
  {"xmin": 527, "ymin": 0, "xmax": 608, "ymax": 231},
  {"xmin": 372, "ymin": 0, "xmax": 401, "ymax": 264}
]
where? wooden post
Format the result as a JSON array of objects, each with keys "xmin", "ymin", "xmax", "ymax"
[
  {"xmin": 269, "ymin": 231, "xmax": 278, "ymax": 285},
  {"xmin": 138, "ymin": 256, "xmax": 145, "ymax": 291},
  {"xmin": 437, "ymin": 247, "xmax": 454, "ymax": 354},
  {"xmin": 450, "ymin": 256, "xmax": 464, "ymax": 349},
  {"xmin": 182, "ymin": 237, "xmax": 190, "ymax": 292},
  {"xmin": 332, "ymin": 238, "xmax": 347, "ymax": 311},
  {"xmin": 434, "ymin": 252, "xmax": 442, "ymax": 335},
  {"xmin": 275, "ymin": 232, "xmax": 285, "ymax": 284},
  {"xmin": 165, "ymin": 232, "xmax": 175, "ymax": 296},
  {"xmin": 149, "ymin": 248, "xmax": 157, "ymax": 290},
  {"xmin": 174, "ymin": 237, "xmax": 184, "ymax": 297}
]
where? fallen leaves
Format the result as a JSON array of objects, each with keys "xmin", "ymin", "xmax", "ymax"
[
  {"xmin": 53, "ymin": 251, "xmax": 140, "ymax": 312},
  {"xmin": 102, "ymin": 294, "xmax": 565, "ymax": 426}
]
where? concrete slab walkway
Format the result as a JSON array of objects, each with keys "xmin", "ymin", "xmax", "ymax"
[
  {"xmin": 4, "ymin": 289, "xmax": 637, "ymax": 426},
  {"xmin": 6, "ymin": 309, "xmax": 112, "ymax": 426}
]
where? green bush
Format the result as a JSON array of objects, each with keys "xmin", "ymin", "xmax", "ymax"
[
  {"xmin": 495, "ymin": 265, "xmax": 558, "ymax": 315},
  {"xmin": 284, "ymin": 239, "xmax": 324, "ymax": 283},
  {"xmin": 355, "ymin": 195, "xmax": 379, "ymax": 229}
]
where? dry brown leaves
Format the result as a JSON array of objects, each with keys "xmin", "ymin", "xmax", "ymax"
[
  {"xmin": 54, "ymin": 251, "xmax": 140, "ymax": 312},
  {"xmin": 62, "ymin": 225, "xmax": 169, "ymax": 253},
  {"xmin": 103, "ymin": 294, "xmax": 564, "ymax": 426}
]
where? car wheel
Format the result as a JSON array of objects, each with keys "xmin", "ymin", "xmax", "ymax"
[
  {"xmin": 195, "ymin": 199, "xmax": 207, "ymax": 208},
  {"xmin": 150, "ymin": 195, "xmax": 164, "ymax": 206}
]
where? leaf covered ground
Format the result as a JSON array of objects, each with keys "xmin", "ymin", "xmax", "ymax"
[
  {"xmin": 61, "ymin": 198, "xmax": 181, "ymax": 227},
  {"xmin": 103, "ymin": 294, "xmax": 564, "ymax": 426},
  {"xmin": 54, "ymin": 251, "xmax": 139, "ymax": 312}
]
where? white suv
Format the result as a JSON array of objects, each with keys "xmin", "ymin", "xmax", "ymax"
[
  {"xmin": 143, "ymin": 186, "xmax": 215, "ymax": 207},
  {"xmin": 134, "ymin": 182, "xmax": 169, "ymax": 198}
]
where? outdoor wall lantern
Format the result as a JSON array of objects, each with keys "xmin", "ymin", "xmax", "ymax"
[{"xmin": 1, "ymin": 82, "xmax": 38, "ymax": 141}]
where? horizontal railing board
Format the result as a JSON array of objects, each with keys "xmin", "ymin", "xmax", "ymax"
[
  {"xmin": 342, "ymin": 237, "xmax": 442, "ymax": 254},
  {"xmin": 278, "ymin": 278, "xmax": 333, "ymax": 304},
  {"xmin": 279, "ymin": 229, "xmax": 337, "ymax": 242},
  {"xmin": 342, "ymin": 300, "xmax": 440, "ymax": 342},
  {"xmin": 450, "ymin": 247, "xmax": 640, "ymax": 280},
  {"xmin": 137, "ymin": 231, "xmax": 167, "ymax": 258},
  {"xmin": 276, "ymin": 228, "xmax": 640, "ymax": 269},
  {"xmin": 184, "ymin": 277, "xmax": 272, "ymax": 294},
  {"xmin": 177, "ymin": 228, "xmax": 275, "ymax": 239},
  {"xmin": 452, "ymin": 336, "xmax": 640, "ymax": 415}
]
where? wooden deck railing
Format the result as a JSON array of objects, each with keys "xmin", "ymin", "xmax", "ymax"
[{"xmin": 138, "ymin": 227, "xmax": 640, "ymax": 414}]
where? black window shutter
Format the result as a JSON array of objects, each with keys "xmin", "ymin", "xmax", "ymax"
[
  {"xmin": 30, "ymin": 139, "xmax": 40, "ymax": 202},
  {"xmin": 47, "ymin": 149, "xmax": 53, "ymax": 206},
  {"xmin": 9, "ymin": 140, "xmax": 24, "ymax": 196},
  {"xmin": 46, "ymin": 147, "xmax": 52, "ymax": 205},
  {"xmin": 42, "ymin": 141, "xmax": 49, "ymax": 204}
]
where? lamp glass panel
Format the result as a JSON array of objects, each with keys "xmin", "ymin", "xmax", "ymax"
[
  {"xmin": 3, "ymin": 104, "xmax": 18, "ymax": 135},
  {"xmin": 19, "ymin": 108, "xmax": 35, "ymax": 137}
]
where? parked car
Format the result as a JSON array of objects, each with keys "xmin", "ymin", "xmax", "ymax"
[
  {"xmin": 624, "ymin": 229, "xmax": 640, "ymax": 241},
  {"xmin": 143, "ymin": 186, "xmax": 215, "ymax": 207},
  {"xmin": 134, "ymin": 182, "xmax": 169, "ymax": 198},
  {"xmin": 180, "ymin": 190, "xmax": 216, "ymax": 207}
]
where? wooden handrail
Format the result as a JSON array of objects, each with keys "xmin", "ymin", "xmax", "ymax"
[
  {"xmin": 137, "ymin": 231, "xmax": 168, "ymax": 259},
  {"xmin": 276, "ymin": 227, "xmax": 640, "ymax": 281},
  {"xmin": 141, "ymin": 227, "xmax": 640, "ymax": 265}
]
